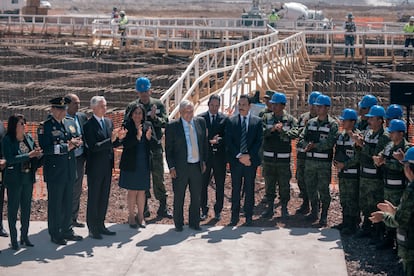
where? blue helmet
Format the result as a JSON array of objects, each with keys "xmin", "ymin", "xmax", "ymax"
[
  {"xmin": 403, "ymin": 146, "xmax": 414, "ymax": 163},
  {"xmin": 339, "ymin": 108, "xmax": 358, "ymax": 121},
  {"xmin": 358, "ymin": 94, "xmax": 377, "ymax": 109},
  {"xmin": 135, "ymin": 77, "xmax": 151, "ymax": 92},
  {"xmin": 385, "ymin": 104, "xmax": 403, "ymax": 119},
  {"xmin": 365, "ymin": 105, "xmax": 385, "ymax": 118},
  {"xmin": 269, "ymin": 92, "xmax": 287, "ymax": 104},
  {"xmin": 313, "ymin": 95, "xmax": 331, "ymax": 106},
  {"xmin": 387, "ymin": 119, "xmax": 406, "ymax": 133},
  {"xmin": 308, "ymin": 91, "xmax": 322, "ymax": 105}
]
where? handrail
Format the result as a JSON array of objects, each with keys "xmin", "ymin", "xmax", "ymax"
[
  {"xmin": 160, "ymin": 31, "xmax": 280, "ymax": 120},
  {"xmin": 218, "ymin": 32, "xmax": 306, "ymax": 114}
]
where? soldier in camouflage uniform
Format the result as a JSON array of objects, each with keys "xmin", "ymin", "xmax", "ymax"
[
  {"xmin": 370, "ymin": 146, "xmax": 414, "ymax": 276},
  {"xmin": 355, "ymin": 94, "xmax": 377, "ymax": 133},
  {"xmin": 384, "ymin": 104, "xmax": 404, "ymax": 127},
  {"xmin": 299, "ymin": 95, "xmax": 338, "ymax": 226},
  {"xmin": 353, "ymin": 105, "xmax": 390, "ymax": 240},
  {"xmin": 125, "ymin": 77, "xmax": 172, "ymax": 218},
  {"xmin": 260, "ymin": 92, "xmax": 298, "ymax": 219},
  {"xmin": 334, "ymin": 108, "xmax": 360, "ymax": 235},
  {"xmin": 373, "ymin": 119, "xmax": 411, "ymax": 249},
  {"xmin": 296, "ymin": 91, "xmax": 321, "ymax": 214}
]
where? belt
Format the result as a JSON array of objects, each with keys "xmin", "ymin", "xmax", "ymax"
[
  {"xmin": 263, "ymin": 151, "xmax": 290, "ymax": 159},
  {"xmin": 306, "ymin": 152, "xmax": 329, "ymax": 159},
  {"xmin": 362, "ymin": 167, "xmax": 377, "ymax": 174},
  {"xmin": 386, "ymin": 179, "xmax": 404, "ymax": 186},
  {"xmin": 343, "ymin": 169, "xmax": 358, "ymax": 174},
  {"xmin": 187, "ymin": 162, "xmax": 200, "ymax": 165}
]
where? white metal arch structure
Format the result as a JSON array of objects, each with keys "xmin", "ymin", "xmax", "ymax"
[{"xmin": 159, "ymin": 31, "xmax": 280, "ymax": 120}]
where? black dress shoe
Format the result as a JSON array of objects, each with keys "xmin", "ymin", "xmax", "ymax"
[
  {"xmin": 21, "ymin": 237, "xmax": 34, "ymax": 247},
  {"xmin": 244, "ymin": 218, "xmax": 253, "ymax": 226},
  {"xmin": 51, "ymin": 237, "xmax": 67, "ymax": 245},
  {"xmin": 11, "ymin": 241, "xmax": 19, "ymax": 250},
  {"xmin": 63, "ymin": 234, "xmax": 83, "ymax": 241},
  {"xmin": 100, "ymin": 228, "xmax": 116, "ymax": 236},
  {"xmin": 72, "ymin": 221, "xmax": 85, "ymax": 228},
  {"xmin": 189, "ymin": 225, "xmax": 202, "ymax": 231},
  {"xmin": 89, "ymin": 232, "xmax": 103, "ymax": 240},
  {"xmin": 175, "ymin": 226, "xmax": 183, "ymax": 232},
  {"xmin": 0, "ymin": 228, "xmax": 9, "ymax": 237},
  {"xmin": 228, "ymin": 219, "xmax": 239, "ymax": 226},
  {"xmin": 157, "ymin": 208, "xmax": 173, "ymax": 219}
]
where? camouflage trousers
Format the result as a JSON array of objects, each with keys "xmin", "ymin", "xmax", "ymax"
[
  {"xmin": 399, "ymin": 246, "xmax": 414, "ymax": 276},
  {"xmin": 296, "ymin": 158, "xmax": 307, "ymax": 200},
  {"xmin": 384, "ymin": 187, "xmax": 404, "ymax": 206},
  {"xmin": 338, "ymin": 177, "xmax": 359, "ymax": 218},
  {"xmin": 145, "ymin": 147, "xmax": 167, "ymax": 202},
  {"xmin": 359, "ymin": 177, "xmax": 384, "ymax": 218},
  {"xmin": 304, "ymin": 160, "xmax": 332, "ymax": 210},
  {"xmin": 263, "ymin": 161, "xmax": 291, "ymax": 205}
]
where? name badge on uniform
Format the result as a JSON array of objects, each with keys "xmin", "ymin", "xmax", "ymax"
[
  {"xmin": 320, "ymin": 133, "xmax": 328, "ymax": 141},
  {"xmin": 346, "ymin": 149, "xmax": 354, "ymax": 158},
  {"xmin": 51, "ymin": 130, "xmax": 61, "ymax": 136}
]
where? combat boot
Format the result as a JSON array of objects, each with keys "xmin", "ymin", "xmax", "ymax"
[
  {"xmin": 354, "ymin": 218, "xmax": 371, "ymax": 239},
  {"xmin": 297, "ymin": 199, "xmax": 310, "ymax": 214},
  {"xmin": 281, "ymin": 205, "xmax": 289, "ymax": 219},
  {"xmin": 341, "ymin": 216, "xmax": 357, "ymax": 235},
  {"xmin": 261, "ymin": 201, "xmax": 274, "ymax": 219},
  {"xmin": 319, "ymin": 208, "xmax": 328, "ymax": 227},
  {"xmin": 157, "ymin": 198, "xmax": 173, "ymax": 219}
]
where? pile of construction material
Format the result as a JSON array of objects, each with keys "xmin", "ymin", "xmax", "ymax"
[{"xmin": 21, "ymin": 0, "xmax": 48, "ymax": 16}]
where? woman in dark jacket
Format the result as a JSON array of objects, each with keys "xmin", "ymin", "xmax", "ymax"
[
  {"xmin": 2, "ymin": 114, "xmax": 42, "ymax": 250},
  {"xmin": 119, "ymin": 103, "xmax": 157, "ymax": 228}
]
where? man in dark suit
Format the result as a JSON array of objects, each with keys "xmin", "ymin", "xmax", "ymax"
[
  {"xmin": 38, "ymin": 96, "xmax": 84, "ymax": 245},
  {"xmin": 225, "ymin": 95, "xmax": 263, "ymax": 226},
  {"xmin": 198, "ymin": 95, "xmax": 228, "ymax": 221},
  {"xmin": 0, "ymin": 121, "xmax": 8, "ymax": 238},
  {"xmin": 165, "ymin": 100, "xmax": 208, "ymax": 232},
  {"xmin": 66, "ymin": 93, "xmax": 88, "ymax": 228},
  {"xmin": 83, "ymin": 96, "xmax": 126, "ymax": 239}
]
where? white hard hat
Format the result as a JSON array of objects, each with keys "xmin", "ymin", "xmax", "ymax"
[
  {"xmin": 120, "ymin": 10, "xmax": 125, "ymax": 16},
  {"xmin": 410, "ymin": 16, "xmax": 414, "ymax": 21}
]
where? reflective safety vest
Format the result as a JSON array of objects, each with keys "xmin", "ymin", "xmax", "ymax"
[
  {"xmin": 360, "ymin": 127, "xmax": 388, "ymax": 179},
  {"xmin": 382, "ymin": 139, "xmax": 410, "ymax": 189}
]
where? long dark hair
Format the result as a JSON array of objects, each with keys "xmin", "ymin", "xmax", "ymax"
[
  {"xmin": 126, "ymin": 103, "xmax": 147, "ymax": 125},
  {"xmin": 7, "ymin": 114, "xmax": 26, "ymax": 140}
]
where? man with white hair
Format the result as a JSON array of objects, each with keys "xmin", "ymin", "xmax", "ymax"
[
  {"xmin": 83, "ymin": 96, "xmax": 127, "ymax": 239},
  {"xmin": 165, "ymin": 100, "xmax": 208, "ymax": 232}
]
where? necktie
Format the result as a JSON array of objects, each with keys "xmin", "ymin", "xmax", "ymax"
[
  {"xmin": 188, "ymin": 123, "xmax": 199, "ymax": 160},
  {"xmin": 240, "ymin": 116, "xmax": 248, "ymax": 153},
  {"xmin": 211, "ymin": 114, "xmax": 216, "ymax": 125},
  {"xmin": 100, "ymin": 119, "xmax": 106, "ymax": 136}
]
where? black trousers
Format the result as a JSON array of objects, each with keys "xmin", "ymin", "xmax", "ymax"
[
  {"xmin": 47, "ymin": 177, "xmax": 73, "ymax": 239},
  {"xmin": 173, "ymin": 163, "xmax": 202, "ymax": 228},
  {"xmin": 72, "ymin": 154, "xmax": 86, "ymax": 222},
  {"xmin": 7, "ymin": 173, "xmax": 33, "ymax": 242},
  {"xmin": 0, "ymin": 181, "xmax": 5, "ymax": 228},
  {"xmin": 86, "ymin": 167, "xmax": 112, "ymax": 233},
  {"xmin": 229, "ymin": 162, "xmax": 257, "ymax": 221},
  {"xmin": 200, "ymin": 154, "xmax": 226, "ymax": 215}
]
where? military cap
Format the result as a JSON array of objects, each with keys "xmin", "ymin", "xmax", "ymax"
[{"xmin": 49, "ymin": 96, "xmax": 71, "ymax": 109}]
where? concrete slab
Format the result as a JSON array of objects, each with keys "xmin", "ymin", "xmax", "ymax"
[{"xmin": 0, "ymin": 221, "xmax": 347, "ymax": 276}]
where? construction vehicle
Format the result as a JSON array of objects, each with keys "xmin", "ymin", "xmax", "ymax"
[
  {"xmin": 241, "ymin": 0, "xmax": 266, "ymax": 26},
  {"xmin": 276, "ymin": 2, "xmax": 331, "ymax": 29}
]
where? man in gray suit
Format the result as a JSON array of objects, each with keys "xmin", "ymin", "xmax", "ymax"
[{"xmin": 165, "ymin": 100, "xmax": 208, "ymax": 232}]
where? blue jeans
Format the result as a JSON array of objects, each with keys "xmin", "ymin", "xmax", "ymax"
[{"xmin": 345, "ymin": 35, "xmax": 355, "ymax": 57}]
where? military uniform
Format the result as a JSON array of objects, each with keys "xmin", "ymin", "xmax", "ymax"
[
  {"xmin": 355, "ymin": 117, "xmax": 369, "ymax": 134},
  {"xmin": 296, "ymin": 111, "xmax": 317, "ymax": 212},
  {"xmin": 38, "ymin": 116, "xmax": 78, "ymax": 242},
  {"xmin": 383, "ymin": 180, "xmax": 414, "ymax": 275},
  {"xmin": 261, "ymin": 110, "xmax": 298, "ymax": 217},
  {"xmin": 300, "ymin": 115, "xmax": 338, "ymax": 223},
  {"xmin": 335, "ymin": 128, "xmax": 360, "ymax": 234},
  {"xmin": 358, "ymin": 127, "xmax": 390, "ymax": 236},
  {"xmin": 125, "ymin": 97, "xmax": 169, "ymax": 214}
]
